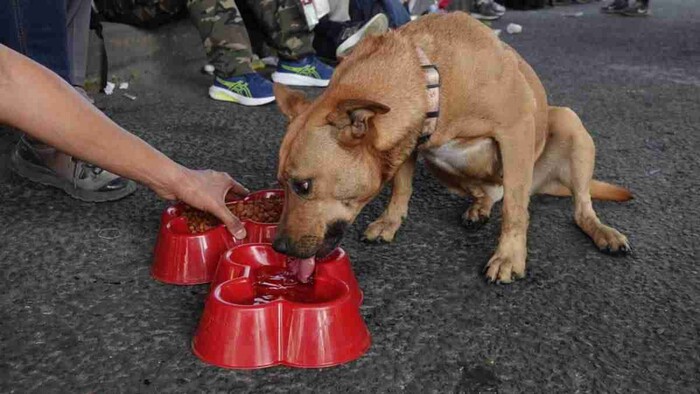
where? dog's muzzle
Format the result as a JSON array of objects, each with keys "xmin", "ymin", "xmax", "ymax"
[{"xmin": 272, "ymin": 220, "xmax": 348, "ymax": 258}]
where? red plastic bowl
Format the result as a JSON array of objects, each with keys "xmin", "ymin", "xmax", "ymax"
[
  {"xmin": 151, "ymin": 190, "xmax": 284, "ymax": 285},
  {"xmin": 192, "ymin": 244, "xmax": 370, "ymax": 369},
  {"xmin": 212, "ymin": 244, "xmax": 363, "ymax": 306}
]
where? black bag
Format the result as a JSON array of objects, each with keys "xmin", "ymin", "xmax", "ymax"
[
  {"xmin": 497, "ymin": 0, "xmax": 546, "ymax": 10},
  {"xmin": 94, "ymin": 0, "xmax": 187, "ymax": 29}
]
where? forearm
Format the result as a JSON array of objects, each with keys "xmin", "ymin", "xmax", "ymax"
[{"xmin": 0, "ymin": 45, "xmax": 183, "ymax": 193}]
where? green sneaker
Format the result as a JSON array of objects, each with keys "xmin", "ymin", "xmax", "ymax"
[
  {"xmin": 271, "ymin": 56, "xmax": 334, "ymax": 87},
  {"xmin": 208, "ymin": 73, "xmax": 275, "ymax": 106}
]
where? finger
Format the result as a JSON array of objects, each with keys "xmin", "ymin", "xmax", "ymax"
[
  {"xmin": 212, "ymin": 203, "xmax": 247, "ymax": 240},
  {"xmin": 222, "ymin": 173, "xmax": 250, "ymax": 197}
]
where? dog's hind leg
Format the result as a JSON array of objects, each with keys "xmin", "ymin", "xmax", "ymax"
[
  {"xmin": 462, "ymin": 183, "xmax": 503, "ymax": 229},
  {"xmin": 545, "ymin": 106, "xmax": 630, "ymax": 254},
  {"xmin": 363, "ymin": 153, "xmax": 417, "ymax": 243}
]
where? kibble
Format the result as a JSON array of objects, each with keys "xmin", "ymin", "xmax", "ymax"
[{"xmin": 182, "ymin": 196, "xmax": 283, "ymax": 234}]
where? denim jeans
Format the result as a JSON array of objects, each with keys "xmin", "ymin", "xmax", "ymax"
[
  {"xmin": 0, "ymin": 0, "xmax": 71, "ymax": 82},
  {"xmin": 350, "ymin": 0, "xmax": 411, "ymax": 28}
]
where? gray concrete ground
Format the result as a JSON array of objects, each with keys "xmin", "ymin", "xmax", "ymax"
[{"xmin": 1, "ymin": 1, "xmax": 699, "ymax": 392}]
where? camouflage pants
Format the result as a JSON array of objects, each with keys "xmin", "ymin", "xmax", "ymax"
[{"xmin": 187, "ymin": 0, "xmax": 315, "ymax": 77}]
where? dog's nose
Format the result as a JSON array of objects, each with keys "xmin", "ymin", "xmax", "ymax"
[{"xmin": 272, "ymin": 235, "xmax": 289, "ymax": 254}]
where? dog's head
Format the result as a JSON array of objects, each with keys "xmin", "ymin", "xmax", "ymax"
[
  {"xmin": 271, "ymin": 85, "xmax": 388, "ymax": 258},
  {"xmin": 271, "ymin": 35, "xmax": 427, "ymax": 258}
]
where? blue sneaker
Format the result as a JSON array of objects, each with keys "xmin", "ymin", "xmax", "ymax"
[
  {"xmin": 208, "ymin": 73, "xmax": 275, "ymax": 106},
  {"xmin": 271, "ymin": 56, "xmax": 334, "ymax": 87}
]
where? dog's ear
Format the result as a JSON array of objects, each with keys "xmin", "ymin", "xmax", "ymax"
[
  {"xmin": 274, "ymin": 83, "xmax": 310, "ymax": 120},
  {"xmin": 327, "ymin": 99, "xmax": 390, "ymax": 147}
]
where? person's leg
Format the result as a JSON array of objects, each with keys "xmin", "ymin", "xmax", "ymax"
[
  {"xmin": 187, "ymin": 0, "xmax": 255, "ymax": 78},
  {"xmin": 313, "ymin": 16, "xmax": 352, "ymax": 60},
  {"xmin": 243, "ymin": 0, "xmax": 315, "ymax": 61},
  {"xmin": 242, "ymin": 0, "xmax": 334, "ymax": 87},
  {"xmin": 349, "ymin": 0, "xmax": 410, "ymax": 27},
  {"xmin": 187, "ymin": 0, "xmax": 275, "ymax": 105},
  {"xmin": 235, "ymin": 0, "xmax": 272, "ymax": 64},
  {"xmin": 1, "ymin": 0, "xmax": 136, "ymax": 201},
  {"xmin": 329, "ymin": 0, "xmax": 351, "ymax": 22},
  {"xmin": 65, "ymin": 0, "xmax": 92, "ymax": 88},
  {"xmin": 380, "ymin": 0, "xmax": 411, "ymax": 27},
  {"xmin": 0, "ymin": 0, "xmax": 71, "ymax": 82}
]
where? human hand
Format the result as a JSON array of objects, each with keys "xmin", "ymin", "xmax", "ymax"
[{"xmin": 153, "ymin": 167, "xmax": 250, "ymax": 239}]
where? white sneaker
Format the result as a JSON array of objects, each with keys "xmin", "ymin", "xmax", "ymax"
[
  {"xmin": 492, "ymin": 1, "xmax": 506, "ymax": 15},
  {"xmin": 336, "ymin": 13, "xmax": 389, "ymax": 58}
]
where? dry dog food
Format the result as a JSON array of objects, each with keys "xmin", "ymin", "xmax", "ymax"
[
  {"xmin": 228, "ymin": 196, "xmax": 283, "ymax": 224},
  {"xmin": 182, "ymin": 196, "xmax": 283, "ymax": 234}
]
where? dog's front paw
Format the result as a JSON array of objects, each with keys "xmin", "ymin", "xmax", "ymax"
[
  {"xmin": 362, "ymin": 217, "xmax": 402, "ymax": 243},
  {"xmin": 483, "ymin": 241, "xmax": 527, "ymax": 284}
]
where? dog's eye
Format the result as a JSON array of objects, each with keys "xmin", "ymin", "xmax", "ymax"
[{"xmin": 290, "ymin": 179, "xmax": 312, "ymax": 197}]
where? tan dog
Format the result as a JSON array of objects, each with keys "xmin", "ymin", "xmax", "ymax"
[{"xmin": 271, "ymin": 12, "xmax": 631, "ymax": 283}]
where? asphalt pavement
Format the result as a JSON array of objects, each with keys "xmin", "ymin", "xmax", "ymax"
[{"xmin": 1, "ymin": 1, "xmax": 699, "ymax": 392}]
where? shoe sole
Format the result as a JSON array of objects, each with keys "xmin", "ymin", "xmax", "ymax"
[
  {"xmin": 11, "ymin": 149, "xmax": 137, "ymax": 202},
  {"xmin": 621, "ymin": 11, "xmax": 649, "ymax": 16},
  {"xmin": 471, "ymin": 13, "xmax": 501, "ymax": 20},
  {"xmin": 271, "ymin": 72, "xmax": 330, "ymax": 87},
  {"xmin": 209, "ymin": 86, "xmax": 276, "ymax": 106},
  {"xmin": 336, "ymin": 13, "xmax": 389, "ymax": 58}
]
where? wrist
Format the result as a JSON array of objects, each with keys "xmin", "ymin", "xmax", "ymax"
[{"xmin": 149, "ymin": 161, "xmax": 190, "ymax": 201}]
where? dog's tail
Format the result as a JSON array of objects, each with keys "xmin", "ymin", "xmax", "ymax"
[{"xmin": 538, "ymin": 180, "xmax": 633, "ymax": 202}]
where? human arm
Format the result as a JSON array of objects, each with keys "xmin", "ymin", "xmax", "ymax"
[{"xmin": 0, "ymin": 44, "xmax": 247, "ymax": 238}]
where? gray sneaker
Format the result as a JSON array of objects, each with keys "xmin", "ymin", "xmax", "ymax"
[
  {"xmin": 336, "ymin": 13, "xmax": 389, "ymax": 58},
  {"xmin": 621, "ymin": 2, "xmax": 649, "ymax": 16},
  {"xmin": 471, "ymin": 0, "xmax": 502, "ymax": 21},
  {"xmin": 11, "ymin": 137, "xmax": 137, "ymax": 202},
  {"xmin": 492, "ymin": 1, "xmax": 506, "ymax": 15},
  {"xmin": 601, "ymin": 0, "xmax": 629, "ymax": 13}
]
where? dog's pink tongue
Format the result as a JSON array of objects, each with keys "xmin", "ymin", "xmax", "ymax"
[
  {"xmin": 288, "ymin": 257, "xmax": 316, "ymax": 283},
  {"xmin": 296, "ymin": 257, "xmax": 316, "ymax": 283}
]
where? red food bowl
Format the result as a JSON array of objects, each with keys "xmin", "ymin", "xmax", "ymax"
[
  {"xmin": 151, "ymin": 190, "xmax": 284, "ymax": 285},
  {"xmin": 192, "ymin": 244, "xmax": 370, "ymax": 369}
]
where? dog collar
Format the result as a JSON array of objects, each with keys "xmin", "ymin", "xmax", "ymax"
[{"xmin": 416, "ymin": 47, "xmax": 440, "ymax": 146}]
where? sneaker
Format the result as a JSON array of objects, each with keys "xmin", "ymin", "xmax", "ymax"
[
  {"xmin": 11, "ymin": 137, "xmax": 137, "ymax": 202},
  {"xmin": 621, "ymin": 2, "xmax": 649, "ymax": 16},
  {"xmin": 601, "ymin": 0, "xmax": 629, "ymax": 13},
  {"xmin": 271, "ymin": 56, "xmax": 335, "ymax": 87},
  {"xmin": 208, "ymin": 73, "xmax": 275, "ymax": 106},
  {"xmin": 336, "ymin": 13, "xmax": 389, "ymax": 58},
  {"xmin": 492, "ymin": 1, "xmax": 506, "ymax": 15},
  {"xmin": 471, "ymin": 0, "xmax": 502, "ymax": 21}
]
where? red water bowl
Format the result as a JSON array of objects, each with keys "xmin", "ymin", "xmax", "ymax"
[
  {"xmin": 192, "ymin": 244, "xmax": 370, "ymax": 369},
  {"xmin": 151, "ymin": 190, "xmax": 284, "ymax": 285},
  {"xmin": 212, "ymin": 244, "xmax": 363, "ymax": 306}
]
